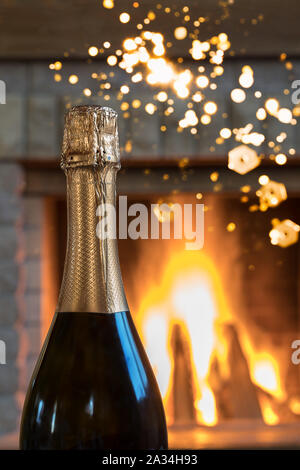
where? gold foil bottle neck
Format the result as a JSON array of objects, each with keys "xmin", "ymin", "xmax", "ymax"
[
  {"xmin": 57, "ymin": 105, "xmax": 129, "ymax": 314},
  {"xmin": 61, "ymin": 105, "xmax": 120, "ymax": 170}
]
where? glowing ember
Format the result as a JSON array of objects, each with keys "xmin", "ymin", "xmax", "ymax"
[
  {"xmin": 156, "ymin": 91, "xmax": 168, "ymax": 102},
  {"xmin": 258, "ymin": 175, "xmax": 270, "ymax": 185},
  {"xmin": 153, "ymin": 201, "xmax": 175, "ymax": 223},
  {"xmin": 275, "ymin": 153, "xmax": 287, "ymax": 165},
  {"xmin": 119, "ymin": 12, "xmax": 130, "ymax": 23},
  {"xmin": 239, "ymin": 66, "xmax": 254, "ymax": 88},
  {"xmin": 53, "ymin": 61, "xmax": 62, "ymax": 70},
  {"xmin": 252, "ymin": 356, "xmax": 284, "ymax": 400},
  {"xmin": 68, "ymin": 74, "xmax": 79, "ymax": 85},
  {"xmin": 262, "ymin": 404, "xmax": 280, "ymax": 426},
  {"xmin": 145, "ymin": 102, "xmax": 157, "ymax": 114},
  {"xmin": 220, "ymin": 128, "xmax": 231, "ymax": 139},
  {"xmin": 174, "ymin": 26, "xmax": 187, "ymax": 40},
  {"xmin": 204, "ymin": 101, "xmax": 217, "ymax": 115},
  {"xmin": 228, "ymin": 145, "xmax": 260, "ymax": 175},
  {"xmin": 269, "ymin": 219, "xmax": 300, "ymax": 247},
  {"xmin": 200, "ymin": 114, "xmax": 211, "ymax": 125},
  {"xmin": 196, "ymin": 75, "xmax": 209, "ymax": 88},
  {"xmin": 103, "ymin": 0, "xmax": 114, "ymax": 9},
  {"xmin": 120, "ymin": 85, "xmax": 130, "ymax": 94},
  {"xmin": 256, "ymin": 181, "xmax": 287, "ymax": 209},
  {"xmin": 226, "ymin": 222, "xmax": 236, "ymax": 232},
  {"xmin": 265, "ymin": 98, "xmax": 279, "ymax": 116},
  {"xmin": 231, "ymin": 88, "xmax": 246, "ymax": 103},
  {"xmin": 88, "ymin": 46, "xmax": 98, "ymax": 57},
  {"xmin": 138, "ymin": 251, "xmax": 231, "ymax": 426},
  {"xmin": 132, "ymin": 99, "xmax": 141, "ymax": 108},
  {"xmin": 277, "ymin": 108, "xmax": 293, "ymax": 124},
  {"xmin": 107, "ymin": 55, "xmax": 117, "ymax": 66},
  {"xmin": 131, "ymin": 72, "xmax": 143, "ymax": 83},
  {"xmin": 256, "ymin": 107, "xmax": 267, "ymax": 120},
  {"xmin": 49, "ymin": 2, "xmax": 299, "ymax": 246},
  {"xmin": 83, "ymin": 88, "xmax": 92, "ymax": 97}
]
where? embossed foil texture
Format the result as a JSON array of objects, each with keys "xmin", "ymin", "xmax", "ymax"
[{"xmin": 57, "ymin": 106, "xmax": 128, "ymax": 314}]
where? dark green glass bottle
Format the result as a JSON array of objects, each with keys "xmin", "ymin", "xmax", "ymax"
[{"xmin": 20, "ymin": 106, "xmax": 168, "ymax": 450}]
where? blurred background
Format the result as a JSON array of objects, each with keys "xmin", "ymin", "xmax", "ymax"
[{"xmin": 0, "ymin": 0, "xmax": 300, "ymax": 449}]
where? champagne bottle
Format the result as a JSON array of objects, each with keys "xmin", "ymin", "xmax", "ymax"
[{"xmin": 20, "ymin": 105, "xmax": 168, "ymax": 450}]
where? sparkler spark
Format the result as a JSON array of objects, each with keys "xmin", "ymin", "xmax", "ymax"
[{"xmin": 49, "ymin": 2, "xmax": 298, "ymax": 246}]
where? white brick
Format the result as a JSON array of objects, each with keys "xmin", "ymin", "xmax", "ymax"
[
  {"xmin": 0, "ymin": 295, "xmax": 18, "ymax": 326},
  {"xmin": 0, "ymin": 365, "xmax": 18, "ymax": 394},
  {"xmin": 0, "ymin": 195, "xmax": 22, "ymax": 224},
  {"xmin": 0, "ymin": 261, "xmax": 18, "ymax": 293},
  {"xmin": 0, "ymin": 226, "xmax": 18, "ymax": 260},
  {"xmin": 0, "ymin": 94, "xmax": 25, "ymax": 157},
  {"xmin": 0, "ymin": 327, "xmax": 19, "ymax": 361},
  {"xmin": 0, "ymin": 396, "xmax": 19, "ymax": 435},
  {"xmin": 23, "ymin": 197, "xmax": 43, "ymax": 227},
  {"xmin": 28, "ymin": 95, "xmax": 58, "ymax": 157},
  {"xmin": 23, "ymin": 259, "xmax": 41, "ymax": 291},
  {"xmin": 23, "ymin": 292, "xmax": 40, "ymax": 325},
  {"xmin": 23, "ymin": 228, "xmax": 41, "ymax": 258},
  {"xmin": 0, "ymin": 163, "xmax": 24, "ymax": 194}
]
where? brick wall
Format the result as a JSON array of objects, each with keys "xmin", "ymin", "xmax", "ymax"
[
  {"xmin": 0, "ymin": 163, "xmax": 23, "ymax": 434},
  {"xmin": 0, "ymin": 60, "xmax": 299, "ymax": 162}
]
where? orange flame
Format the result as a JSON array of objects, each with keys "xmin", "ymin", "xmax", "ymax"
[
  {"xmin": 136, "ymin": 249, "xmax": 287, "ymax": 427},
  {"xmin": 136, "ymin": 250, "xmax": 231, "ymax": 426},
  {"xmin": 252, "ymin": 354, "xmax": 284, "ymax": 401}
]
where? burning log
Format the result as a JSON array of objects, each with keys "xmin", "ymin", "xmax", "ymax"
[
  {"xmin": 209, "ymin": 324, "xmax": 263, "ymax": 421},
  {"xmin": 255, "ymin": 386, "xmax": 300, "ymax": 424},
  {"xmin": 170, "ymin": 323, "xmax": 197, "ymax": 425},
  {"xmin": 208, "ymin": 355, "xmax": 232, "ymax": 420}
]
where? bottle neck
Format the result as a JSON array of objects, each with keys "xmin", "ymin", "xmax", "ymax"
[{"xmin": 57, "ymin": 166, "xmax": 128, "ymax": 314}]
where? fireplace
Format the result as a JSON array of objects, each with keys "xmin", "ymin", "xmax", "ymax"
[
  {"xmin": 33, "ymin": 163, "xmax": 300, "ymax": 449},
  {"xmin": 0, "ymin": 0, "xmax": 300, "ymax": 452}
]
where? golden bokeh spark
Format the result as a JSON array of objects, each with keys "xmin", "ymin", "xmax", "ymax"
[
  {"xmin": 275, "ymin": 153, "xmax": 287, "ymax": 165},
  {"xmin": 258, "ymin": 175, "xmax": 270, "ymax": 185},
  {"xmin": 174, "ymin": 26, "xmax": 187, "ymax": 40},
  {"xmin": 227, "ymin": 222, "xmax": 236, "ymax": 232},
  {"xmin": 68, "ymin": 74, "xmax": 79, "ymax": 85},
  {"xmin": 265, "ymin": 98, "xmax": 279, "ymax": 116},
  {"xmin": 220, "ymin": 128, "xmax": 231, "ymax": 139},
  {"xmin": 88, "ymin": 46, "xmax": 98, "ymax": 57},
  {"xmin": 157, "ymin": 91, "xmax": 168, "ymax": 102},
  {"xmin": 107, "ymin": 55, "xmax": 117, "ymax": 66},
  {"xmin": 83, "ymin": 88, "xmax": 92, "ymax": 97},
  {"xmin": 256, "ymin": 107, "xmax": 267, "ymax": 120},
  {"xmin": 119, "ymin": 12, "xmax": 130, "ymax": 23},
  {"xmin": 120, "ymin": 85, "xmax": 130, "ymax": 94},
  {"xmin": 145, "ymin": 103, "xmax": 157, "ymax": 115},
  {"xmin": 204, "ymin": 101, "xmax": 217, "ymax": 115},
  {"xmin": 277, "ymin": 108, "xmax": 292, "ymax": 124},
  {"xmin": 201, "ymin": 114, "xmax": 211, "ymax": 125},
  {"xmin": 132, "ymin": 99, "xmax": 141, "ymax": 109},
  {"xmin": 196, "ymin": 75, "xmax": 209, "ymax": 88},
  {"xmin": 231, "ymin": 88, "xmax": 246, "ymax": 103},
  {"xmin": 103, "ymin": 0, "xmax": 114, "ymax": 9}
]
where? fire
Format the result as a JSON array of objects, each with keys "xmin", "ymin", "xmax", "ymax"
[
  {"xmin": 250, "ymin": 355, "xmax": 284, "ymax": 426},
  {"xmin": 137, "ymin": 251, "xmax": 231, "ymax": 426},
  {"xmin": 195, "ymin": 385, "xmax": 217, "ymax": 426},
  {"xmin": 136, "ymin": 249, "xmax": 289, "ymax": 427},
  {"xmin": 252, "ymin": 355, "xmax": 284, "ymax": 400},
  {"xmin": 261, "ymin": 403, "xmax": 280, "ymax": 426}
]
